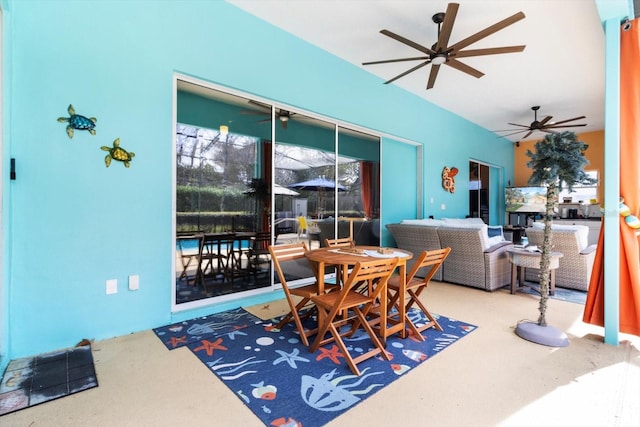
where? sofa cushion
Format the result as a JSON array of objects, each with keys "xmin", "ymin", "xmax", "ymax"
[
  {"xmin": 400, "ymin": 218, "xmax": 444, "ymax": 227},
  {"xmin": 442, "ymin": 217, "xmax": 485, "ymax": 226},
  {"xmin": 531, "ymin": 222, "xmax": 589, "ymax": 249}
]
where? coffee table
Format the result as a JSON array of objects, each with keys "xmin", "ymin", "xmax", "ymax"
[{"xmin": 506, "ymin": 247, "xmax": 563, "ymax": 295}]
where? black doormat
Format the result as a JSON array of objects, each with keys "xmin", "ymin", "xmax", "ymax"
[{"xmin": 0, "ymin": 345, "xmax": 98, "ymax": 416}]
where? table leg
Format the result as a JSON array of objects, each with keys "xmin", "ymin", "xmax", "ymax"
[
  {"xmin": 510, "ymin": 263, "xmax": 517, "ymax": 294},
  {"xmin": 549, "ymin": 270, "xmax": 556, "ymax": 296},
  {"xmin": 397, "ymin": 262, "xmax": 406, "ymax": 339}
]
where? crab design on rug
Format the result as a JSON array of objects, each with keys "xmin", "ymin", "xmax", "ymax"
[
  {"xmin": 57, "ymin": 104, "xmax": 97, "ymax": 139},
  {"xmin": 101, "ymin": 138, "xmax": 135, "ymax": 168}
]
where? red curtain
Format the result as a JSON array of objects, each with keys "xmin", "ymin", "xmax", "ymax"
[
  {"xmin": 583, "ymin": 19, "xmax": 640, "ymax": 336},
  {"xmin": 262, "ymin": 141, "xmax": 272, "ymax": 232},
  {"xmin": 360, "ymin": 161, "xmax": 372, "ymax": 218}
]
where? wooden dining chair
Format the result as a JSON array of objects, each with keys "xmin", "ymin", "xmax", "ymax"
[
  {"xmin": 269, "ymin": 242, "xmax": 338, "ymax": 346},
  {"xmin": 248, "ymin": 231, "xmax": 271, "ymax": 280},
  {"xmin": 324, "ymin": 237, "xmax": 354, "ymax": 248},
  {"xmin": 323, "ymin": 237, "xmax": 355, "ymax": 285},
  {"xmin": 386, "ymin": 247, "xmax": 451, "ymax": 341},
  {"xmin": 310, "ymin": 257, "xmax": 399, "ymax": 376},
  {"xmin": 176, "ymin": 233, "xmax": 203, "ymax": 286},
  {"xmin": 200, "ymin": 232, "xmax": 235, "ymax": 289}
]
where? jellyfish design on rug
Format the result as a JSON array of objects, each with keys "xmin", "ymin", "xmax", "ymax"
[{"xmin": 300, "ymin": 368, "xmax": 384, "ymax": 412}]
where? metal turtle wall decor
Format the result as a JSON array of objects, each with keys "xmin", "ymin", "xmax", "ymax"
[
  {"xmin": 57, "ymin": 104, "xmax": 97, "ymax": 139},
  {"xmin": 101, "ymin": 138, "xmax": 135, "ymax": 168}
]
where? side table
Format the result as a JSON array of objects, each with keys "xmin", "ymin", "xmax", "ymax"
[{"xmin": 506, "ymin": 248, "xmax": 563, "ymax": 295}]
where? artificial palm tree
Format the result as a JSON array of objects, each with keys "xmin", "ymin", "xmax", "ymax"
[{"xmin": 518, "ymin": 131, "xmax": 595, "ymax": 345}]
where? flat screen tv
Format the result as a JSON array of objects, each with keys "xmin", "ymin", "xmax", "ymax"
[{"xmin": 505, "ymin": 186, "xmax": 547, "ymax": 213}]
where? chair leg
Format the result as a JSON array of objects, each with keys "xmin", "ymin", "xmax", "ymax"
[
  {"xmin": 406, "ymin": 289, "xmax": 443, "ymax": 332},
  {"xmin": 275, "ymin": 297, "xmax": 317, "ymax": 346}
]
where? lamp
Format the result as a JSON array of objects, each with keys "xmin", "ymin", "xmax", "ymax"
[{"xmin": 219, "ymin": 125, "xmax": 229, "ymax": 135}]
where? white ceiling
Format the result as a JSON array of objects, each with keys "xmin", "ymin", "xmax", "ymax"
[{"xmin": 228, "ymin": 0, "xmax": 609, "ymax": 142}]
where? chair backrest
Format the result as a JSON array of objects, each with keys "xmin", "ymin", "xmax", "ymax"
[
  {"xmin": 268, "ymin": 241, "xmax": 310, "ymax": 285},
  {"xmin": 343, "ymin": 257, "xmax": 399, "ymax": 300},
  {"xmin": 406, "ymin": 247, "xmax": 451, "ymax": 283},
  {"xmin": 324, "ymin": 237, "xmax": 354, "ymax": 248},
  {"xmin": 252, "ymin": 231, "xmax": 271, "ymax": 251},
  {"xmin": 201, "ymin": 232, "xmax": 235, "ymax": 254}
]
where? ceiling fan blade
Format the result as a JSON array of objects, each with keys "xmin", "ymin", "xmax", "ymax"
[
  {"xmin": 256, "ymin": 118, "xmax": 271, "ymax": 124},
  {"xmin": 547, "ymin": 115, "xmax": 587, "ymax": 126},
  {"xmin": 449, "ymin": 11, "xmax": 525, "ymax": 52},
  {"xmin": 363, "ymin": 56, "xmax": 430, "ymax": 66},
  {"xmin": 380, "ymin": 29, "xmax": 435, "ymax": 55},
  {"xmin": 434, "ymin": 3, "xmax": 459, "ymax": 51},
  {"xmin": 545, "ymin": 124, "xmax": 588, "ymax": 129},
  {"xmin": 506, "ymin": 123, "xmax": 532, "ymax": 129},
  {"xmin": 248, "ymin": 100, "xmax": 271, "ymax": 111},
  {"xmin": 446, "ymin": 58, "xmax": 484, "ymax": 78},
  {"xmin": 521, "ymin": 130, "xmax": 534, "ymax": 140},
  {"xmin": 538, "ymin": 116, "xmax": 553, "ymax": 126},
  {"xmin": 427, "ymin": 64, "xmax": 441, "ymax": 89},
  {"xmin": 454, "ymin": 45, "xmax": 526, "ymax": 58},
  {"xmin": 240, "ymin": 110, "xmax": 269, "ymax": 116},
  {"xmin": 384, "ymin": 60, "xmax": 431, "ymax": 84},
  {"xmin": 498, "ymin": 129, "xmax": 531, "ymax": 138}
]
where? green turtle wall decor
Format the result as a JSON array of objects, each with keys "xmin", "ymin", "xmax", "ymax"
[
  {"xmin": 101, "ymin": 138, "xmax": 135, "ymax": 168},
  {"xmin": 57, "ymin": 104, "xmax": 97, "ymax": 139}
]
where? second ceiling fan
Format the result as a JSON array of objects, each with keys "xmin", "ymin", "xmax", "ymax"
[
  {"xmin": 240, "ymin": 100, "xmax": 297, "ymax": 129},
  {"xmin": 362, "ymin": 2, "xmax": 526, "ymax": 90},
  {"xmin": 497, "ymin": 106, "xmax": 587, "ymax": 141}
]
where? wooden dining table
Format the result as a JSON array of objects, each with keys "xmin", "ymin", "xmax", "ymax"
[{"xmin": 305, "ymin": 246, "xmax": 413, "ymax": 342}]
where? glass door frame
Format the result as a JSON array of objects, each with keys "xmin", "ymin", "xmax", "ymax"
[{"xmin": 171, "ymin": 73, "xmax": 384, "ymax": 312}]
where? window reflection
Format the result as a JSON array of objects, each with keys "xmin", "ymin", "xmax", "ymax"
[{"xmin": 174, "ymin": 78, "xmax": 380, "ymax": 307}]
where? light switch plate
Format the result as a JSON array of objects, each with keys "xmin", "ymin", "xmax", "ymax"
[
  {"xmin": 106, "ymin": 279, "xmax": 118, "ymax": 295},
  {"xmin": 129, "ymin": 275, "xmax": 139, "ymax": 290}
]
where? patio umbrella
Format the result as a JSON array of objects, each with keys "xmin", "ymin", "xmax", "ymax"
[
  {"xmin": 288, "ymin": 176, "xmax": 347, "ymax": 192},
  {"xmin": 273, "ymin": 184, "xmax": 300, "ymax": 196},
  {"xmin": 288, "ymin": 177, "xmax": 346, "ymax": 217},
  {"xmin": 244, "ymin": 183, "xmax": 300, "ymax": 196}
]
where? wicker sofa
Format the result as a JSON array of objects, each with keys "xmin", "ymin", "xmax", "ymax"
[
  {"xmin": 524, "ymin": 222, "xmax": 597, "ymax": 291},
  {"xmin": 387, "ymin": 219, "xmax": 513, "ymax": 291}
]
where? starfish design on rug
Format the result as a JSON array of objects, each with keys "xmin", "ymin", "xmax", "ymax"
[
  {"xmin": 167, "ymin": 336, "xmax": 186, "ymax": 348},
  {"xmin": 193, "ymin": 337, "xmax": 227, "ymax": 356},
  {"xmin": 272, "ymin": 348, "xmax": 310, "ymax": 369},
  {"xmin": 225, "ymin": 325, "xmax": 249, "ymax": 340},
  {"xmin": 315, "ymin": 345, "xmax": 344, "ymax": 365}
]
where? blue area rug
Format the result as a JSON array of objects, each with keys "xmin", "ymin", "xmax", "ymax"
[
  {"xmin": 154, "ymin": 307, "xmax": 475, "ymax": 426},
  {"xmin": 515, "ymin": 285, "xmax": 587, "ymax": 304}
]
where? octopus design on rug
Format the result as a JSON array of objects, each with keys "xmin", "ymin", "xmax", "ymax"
[{"xmin": 300, "ymin": 368, "xmax": 384, "ymax": 412}]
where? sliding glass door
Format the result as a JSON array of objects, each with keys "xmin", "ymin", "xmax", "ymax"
[{"xmin": 173, "ymin": 77, "xmax": 380, "ymax": 309}]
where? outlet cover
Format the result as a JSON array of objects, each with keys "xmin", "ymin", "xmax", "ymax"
[
  {"xmin": 129, "ymin": 275, "xmax": 139, "ymax": 291},
  {"xmin": 106, "ymin": 279, "xmax": 118, "ymax": 295}
]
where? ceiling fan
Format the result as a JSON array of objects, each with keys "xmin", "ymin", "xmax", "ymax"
[
  {"xmin": 362, "ymin": 2, "xmax": 525, "ymax": 90},
  {"xmin": 240, "ymin": 100, "xmax": 296, "ymax": 129},
  {"xmin": 497, "ymin": 106, "xmax": 587, "ymax": 142}
]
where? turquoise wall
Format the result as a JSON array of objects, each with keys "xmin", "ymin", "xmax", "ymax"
[{"xmin": 1, "ymin": 0, "xmax": 514, "ymax": 362}]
